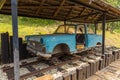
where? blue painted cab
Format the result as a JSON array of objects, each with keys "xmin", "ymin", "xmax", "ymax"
[
  {"xmin": 26, "ymin": 34, "xmax": 76, "ymax": 54},
  {"xmin": 85, "ymin": 34, "xmax": 102, "ymax": 47},
  {"xmin": 25, "ymin": 24, "xmax": 102, "ymax": 58}
]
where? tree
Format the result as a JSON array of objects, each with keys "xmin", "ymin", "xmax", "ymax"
[{"xmin": 104, "ymin": 0, "xmax": 120, "ymax": 33}]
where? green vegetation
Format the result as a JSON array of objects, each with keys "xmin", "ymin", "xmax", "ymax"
[
  {"xmin": 0, "ymin": 14, "xmax": 59, "ymax": 38},
  {"xmin": 104, "ymin": 0, "xmax": 120, "ymax": 33},
  {"xmin": 104, "ymin": 0, "xmax": 120, "ymax": 8}
]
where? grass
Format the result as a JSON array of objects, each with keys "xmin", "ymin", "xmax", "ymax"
[
  {"xmin": 105, "ymin": 31, "xmax": 120, "ymax": 48},
  {"xmin": 0, "ymin": 23, "xmax": 57, "ymax": 39},
  {"xmin": 0, "ymin": 14, "xmax": 59, "ymax": 39}
]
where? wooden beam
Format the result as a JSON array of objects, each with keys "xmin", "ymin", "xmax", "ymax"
[
  {"xmin": 66, "ymin": 7, "xmax": 73, "ymax": 18},
  {"xmin": 79, "ymin": 7, "xmax": 86, "ymax": 16},
  {"xmin": 92, "ymin": 1, "xmax": 120, "ymax": 16},
  {"xmin": 94, "ymin": 23, "xmax": 98, "ymax": 34},
  {"xmin": 53, "ymin": 0, "xmax": 66, "ymax": 17},
  {"xmin": 0, "ymin": 0, "xmax": 6, "ymax": 9},
  {"xmin": 85, "ymin": 10, "xmax": 94, "ymax": 20},
  {"xmin": 36, "ymin": 0, "xmax": 45, "ymax": 15},
  {"xmin": 18, "ymin": 0, "xmax": 40, "ymax": 4},
  {"xmin": 71, "ymin": 0, "xmax": 105, "ymax": 13},
  {"xmin": 67, "ymin": 12, "xmax": 100, "ymax": 20},
  {"xmin": 3, "ymin": 5, "xmax": 84, "ymax": 9},
  {"xmin": 11, "ymin": 0, "xmax": 20, "ymax": 80}
]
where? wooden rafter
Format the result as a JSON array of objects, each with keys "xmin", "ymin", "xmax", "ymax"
[
  {"xmin": 18, "ymin": 0, "xmax": 40, "ymax": 4},
  {"xmin": 0, "ymin": 0, "xmax": 6, "ymax": 9},
  {"xmin": 36, "ymin": 0, "xmax": 45, "ymax": 15},
  {"xmin": 53, "ymin": 0, "xmax": 65, "ymax": 17},
  {"xmin": 3, "ymin": 5, "xmax": 83, "ymax": 9},
  {"xmin": 67, "ymin": 12, "xmax": 100, "ymax": 20},
  {"xmin": 85, "ymin": 10, "xmax": 94, "ymax": 20},
  {"xmin": 78, "ymin": 7, "xmax": 86, "ymax": 16},
  {"xmin": 94, "ymin": 14, "xmax": 100, "ymax": 20},
  {"xmin": 66, "ymin": 7, "xmax": 73, "ymax": 19},
  {"xmin": 96, "ymin": 14, "xmax": 103, "ymax": 22}
]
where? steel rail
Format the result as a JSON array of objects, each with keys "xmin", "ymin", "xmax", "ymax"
[{"xmin": 19, "ymin": 56, "xmax": 81, "ymax": 80}]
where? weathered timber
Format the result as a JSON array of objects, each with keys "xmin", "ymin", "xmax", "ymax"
[{"xmin": 1, "ymin": 32, "xmax": 10, "ymax": 64}]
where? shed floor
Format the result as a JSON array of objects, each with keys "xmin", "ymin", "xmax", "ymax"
[{"xmin": 86, "ymin": 60, "xmax": 120, "ymax": 80}]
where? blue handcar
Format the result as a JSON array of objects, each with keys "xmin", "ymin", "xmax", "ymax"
[{"xmin": 26, "ymin": 24, "xmax": 102, "ymax": 58}]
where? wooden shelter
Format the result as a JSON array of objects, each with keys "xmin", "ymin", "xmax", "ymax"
[
  {"xmin": 0, "ymin": 0, "xmax": 120, "ymax": 23},
  {"xmin": 0, "ymin": 0, "xmax": 120, "ymax": 80}
]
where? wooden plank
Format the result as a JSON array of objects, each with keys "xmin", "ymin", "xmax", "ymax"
[
  {"xmin": 101, "ymin": 55, "xmax": 106, "ymax": 68},
  {"xmin": 87, "ymin": 61, "xmax": 94, "ymax": 76},
  {"xmin": 19, "ymin": 38, "xmax": 23, "ymax": 60},
  {"xmin": 0, "ymin": 0, "xmax": 6, "ymax": 9},
  {"xmin": 53, "ymin": 0, "xmax": 65, "ymax": 17},
  {"xmin": 36, "ymin": 0, "xmax": 45, "ymax": 15},
  {"xmin": 62, "ymin": 71, "xmax": 71, "ymax": 80},
  {"xmin": 22, "ymin": 43, "xmax": 30, "ymax": 59},
  {"xmin": 66, "ymin": 67, "xmax": 77, "ymax": 80},
  {"xmin": 1, "ymin": 32, "xmax": 10, "ymax": 64},
  {"xmin": 77, "ymin": 68, "xmax": 83, "ymax": 80},
  {"xmin": 93, "ymin": 61, "xmax": 97, "ymax": 74},
  {"xmin": 96, "ymin": 61, "xmax": 99, "ymax": 72},
  {"xmin": 71, "ymin": 72, "xmax": 77, "ymax": 80},
  {"xmin": 10, "ymin": 37, "xmax": 25, "ymax": 62},
  {"xmin": 86, "ymin": 64, "xmax": 90, "ymax": 78},
  {"xmin": 77, "ymin": 66, "xmax": 86, "ymax": 80},
  {"xmin": 105, "ymin": 54, "xmax": 109, "ymax": 67},
  {"xmin": 34, "ymin": 74, "xmax": 53, "ymax": 80},
  {"xmin": 79, "ymin": 8, "xmax": 86, "ymax": 16},
  {"xmin": 99, "ymin": 59, "xmax": 103, "ymax": 70},
  {"xmin": 1, "ymin": 33, "xmax": 4, "ymax": 63},
  {"xmin": 66, "ymin": 7, "xmax": 73, "ymax": 18},
  {"xmin": 53, "ymin": 72, "xmax": 63, "ymax": 80},
  {"xmin": 10, "ymin": 36, "xmax": 13, "ymax": 63},
  {"xmin": 112, "ymin": 50, "xmax": 119, "ymax": 61},
  {"xmin": 63, "ymin": 75, "xmax": 70, "ymax": 80}
]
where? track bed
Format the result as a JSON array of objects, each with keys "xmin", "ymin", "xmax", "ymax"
[{"xmin": 0, "ymin": 46, "xmax": 120, "ymax": 80}]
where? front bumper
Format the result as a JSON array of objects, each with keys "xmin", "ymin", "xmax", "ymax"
[{"xmin": 27, "ymin": 46, "xmax": 52, "ymax": 58}]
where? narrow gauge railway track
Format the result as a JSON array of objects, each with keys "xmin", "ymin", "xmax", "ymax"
[
  {"xmin": 2, "ymin": 48, "xmax": 89, "ymax": 73},
  {"xmin": 2, "ymin": 54, "xmax": 83, "ymax": 80},
  {"xmin": 1, "ymin": 46, "xmax": 120, "ymax": 80},
  {"xmin": 2, "ymin": 58, "xmax": 43, "ymax": 80},
  {"xmin": 20, "ymin": 55, "xmax": 81, "ymax": 80},
  {"xmin": 2, "ymin": 60, "xmax": 41, "ymax": 72}
]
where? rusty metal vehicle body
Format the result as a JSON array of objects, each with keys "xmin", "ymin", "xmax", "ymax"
[{"xmin": 26, "ymin": 24, "xmax": 102, "ymax": 58}]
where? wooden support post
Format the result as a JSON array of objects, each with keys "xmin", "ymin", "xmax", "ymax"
[
  {"xmin": 102, "ymin": 13, "xmax": 106, "ymax": 55},
  {"xmin": 84, "ymin": 24, "xmax": 88, "ymax": 48},
  {"xmin": 94, "ymin": 23, "xmax": 98, "ymax": 34},
  {"xmin": 64, "ymin": 20, "xmax": 66, "ymax": 33},
  {"xmin": 11, "ymin": 0, "xmax": 20, "ymax": 80},
  {"xmin": 1, "ymin": 32, "xmax": 10, "ymax": 64},
  {"xmin": 64, "ymin": 20, "xmax": 66, "ymax": 25}
]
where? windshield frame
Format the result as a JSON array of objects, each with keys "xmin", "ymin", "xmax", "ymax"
[{"xmin": 54, "ymin": 24, "xmax": 85, "ymax": 34}]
